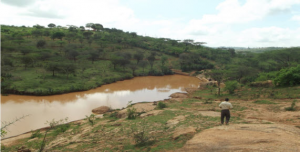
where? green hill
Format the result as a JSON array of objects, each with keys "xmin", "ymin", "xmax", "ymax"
[{"xmin": 1, "ymin": 24, "xmax": 300, "ymax": 95}]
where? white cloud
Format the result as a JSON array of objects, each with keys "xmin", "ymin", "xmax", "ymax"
[
  {"xmin": 177, "ymin": 0, "xmax": 300, "ymax": 47},
  {"xmin": 292, "ymin": 15, "xmax": 300, "ymax": 22},
  {"xmin": 1, "ymin": 0, "xmax": 300, "ymax": 47}
]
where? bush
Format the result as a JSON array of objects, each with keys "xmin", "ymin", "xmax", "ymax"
[
  {"xmin": 256, "ymin": 72, "xmax": 278, "ymax": 81},
  {"xmin": 109, "ymin": 111, "xmax": 119, "ymax": 119},
  {"xmin": 36, "ymin": 40, "xmax": 46, "ymax": 48},
  {"xmin": 157, "ymin": 102, "xmax": 167, "ymax": 109},
  {"xmin": 224, "ymin": 80, "xmax": 239, "ymax": 94},
  {"xmin": 30, "ymin": 130, "xmax": 42, "ymax": 139},
  {"xmin": 285, "ymin": 100, "xmax": 297, "ymax": 111},
  {"xmin": 274, "ymin": 65, "xmax": 300, "ymax": 86},
  {"xmin": 130, "ymin": 120, "xmax": 155, "ymax": 147}
]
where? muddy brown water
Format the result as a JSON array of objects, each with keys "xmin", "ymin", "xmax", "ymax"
[{"xmin": 1, "ymin": 75, "xmax": 200, "ymax": 137}]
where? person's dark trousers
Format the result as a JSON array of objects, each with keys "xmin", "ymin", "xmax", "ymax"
[{"xmin": 221, "ymin": 109, "xmax": 230, "ymax": 124}]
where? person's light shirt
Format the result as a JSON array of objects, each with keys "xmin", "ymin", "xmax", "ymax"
[{"xmin": 219, "ymin": 102, "xmax": 233, "ymax": 110}]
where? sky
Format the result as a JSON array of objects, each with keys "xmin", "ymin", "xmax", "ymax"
[{"xmin": 1, "ymin": 0, "xmax": 300, "ymax": 47}]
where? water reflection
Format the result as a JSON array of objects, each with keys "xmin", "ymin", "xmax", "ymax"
[{"xmin": 1, "ymin": 75, "xmax": 200, "ymax": 137}]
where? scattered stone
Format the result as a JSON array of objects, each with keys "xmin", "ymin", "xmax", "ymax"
[
  {"xmin": 117, "ymin": 102, "xmax": 156, "ymax": 118},
  {"xmin": 172, "ymin": 126, "xmax": 196, "ymax": 139},
  {"xmin": 92, "ymin": 106, "xmax": 110, "ymax": 114},
  {"xmin": 17, "ymin": 146, "xmax": 31, "ymax": 152},
  {"xmin": 197, "ymin": 111, "xmax": 219, "ymax": 117}
]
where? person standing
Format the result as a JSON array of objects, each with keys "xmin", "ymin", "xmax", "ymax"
[{"xmin": 219, "ymin": 98, "xmax": 233, "ymax": 125}]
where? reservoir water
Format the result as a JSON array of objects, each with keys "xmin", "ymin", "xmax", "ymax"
[{"xmin": 1, "ymin": 75, "xmax": 200, "ymax": 137}]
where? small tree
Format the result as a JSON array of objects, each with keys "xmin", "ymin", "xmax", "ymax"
[
  {"xmin": 68, "ymin": 50, "xmax": 79, "ymax": 62},
  {"xmin": 208, "ymin": 69, "xmax": 226, "ymax": 96},
  {"xmin": 20, "ymin": 47, "xmax": 32, "ymax": 55},
  {"xmin": 45, "ymin": 62, "xmax": 60, "ymax": 77},
  {"xmin": 161, "ymin": 55, "xmax": 168, "ymax": 67},
  {"xmin": 52, "ymin": 31, "xmax": 65, "ymax": 40},
  {"xmin": 21, "ymin": 56, "xmax": 33, "ymax": 70},
  {"xmin": 133, "ymin": 51, "xmax": 144, "ymax": 64},
  {"xmin": 147, "ymin": 55, "xmax": 155, "ymax": 70},
  {"xmin": 128, "ymin": 63, "xmax": 138, "ymax": 76},
  {"xmin": 88, "ymin": 51, "xmax": 99, "ymax": 64},
  {"xmin": 139, "ymin": 60, "xmax": 148, "ymax": 73},
  {"xmin": 61, "ymin": 63, "xmax": 76, "ymax": 78}
]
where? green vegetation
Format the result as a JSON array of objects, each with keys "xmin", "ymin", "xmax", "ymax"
[
  {"xmin": 85, "ymin": 114, "xmax": 96, "ymax": 126},
  {"xmin": 1, "ymin": 24, "xmax": 300, "ymax": 95},
  {"xmin": 285, "ymin": 100, "xmax": 297, "ymax": 111},
  {"xmin": 224, "ymin": 81, "xmax": 239, "ymax": 94},
  {"xmin": 157, "ymin": 101, "xmax": 167, "ymax": 109}
]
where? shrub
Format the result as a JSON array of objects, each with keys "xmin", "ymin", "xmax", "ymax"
[
  {"xmin": 127, "ymin": 107, "xmax": 137, "ymax": 119},
  {"xmin": 224, "ymin": 80, "xmax": 239, "ymax": 94},
  {"xmin": 285, "ymin": 100, "xmax": 297, "ymax": 111},
  {"xmin": 36, "ymin": 40, "xmax": 46, "ymax": 48},
  {"xmin": 157, "ymin": 102, "xmax": 167, "ymax": 109},
  {"xmin": 85, "ymin": 114, "xmax": 96, "ymax": 126},
  {"xmin": 130, "ymin": 120, "xmax": 155, "ymax": 147}
]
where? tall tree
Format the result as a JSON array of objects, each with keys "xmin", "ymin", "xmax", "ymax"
[
  {"xmin": 91, "ymin": 23, "xmax": 103, "ymax": 31},
  {"xmin": 147, "ymin": 55, "xmax": 155, "ymax": 70},
  {"xmin": 46, "ymin": 62, "xmax": 60, "ymax": 77},
  {"xmin": 88, "ymin": 51, "xmax": 99, "ymax": 64},
  {"xmin": 48, "ymin": 23, "xmax": 56, "ymax": 28}
]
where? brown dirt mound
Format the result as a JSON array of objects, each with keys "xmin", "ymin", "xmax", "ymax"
[{"xmin": 178, "ymin": 124, "xmax": 300, "ymax": 152}]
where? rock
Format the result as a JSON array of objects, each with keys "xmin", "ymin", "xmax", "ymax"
[
  {"xmin": 169, "ymin": 92, "xmax": 188, "ymax": 98},
  {"xmin": 117, "ymin": 102, "xmax": 156, "ymax": 118},
  {"xmin": 178, "ymin": 124, "xmax": 300, "ymax": 152},
  {"xmin": 172, "ymin": 127, "xmax": 196, "ymax": 139},
  {"xmin": 166, "ymin": 115, "xmax": 186, "ymax": 127},
  {"xmin": 27, "ymin": 137, "xmax": 38, "ymax": 143},
  {"xmin": 95, "ymin": 114, "xmax": 104, "ymax": 119},
  {"xmin": 92, "ymin": 106, "xmax": 110, "ymax": 114},
  {"xmin": 140, "ymin": 110, "xmax": 163, "ymax": 118}
]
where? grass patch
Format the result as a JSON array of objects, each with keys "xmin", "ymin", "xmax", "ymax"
[{"xmin": 253, "ymin": 100, "xmax": 276, "ymax": 104}]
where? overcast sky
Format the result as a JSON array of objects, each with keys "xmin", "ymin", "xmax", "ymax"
[{"xmin": 1, "ymin": 0, "xmax": 300, "ymax": 47}]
